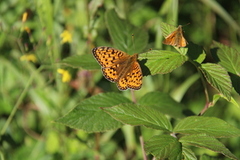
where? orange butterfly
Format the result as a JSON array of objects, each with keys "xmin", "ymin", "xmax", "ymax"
[
  {"xmin": 163, "ymin": 25, "xmax": 188, "ymax": 48},
  {"xmin": 92, "ymin": 47, "xmax": 142, "ymax": 90}
]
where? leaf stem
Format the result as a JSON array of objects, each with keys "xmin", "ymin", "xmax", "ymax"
[
  {"xmin": 131, "ymin": 90, "xmax": 137, "ymax": 103},
  {"xmin": 197, "ymin": 67, "xmax": 210, "ymax": 115},
  {"xmin": 188, "ymin": 59, "xmax": 210, "ymax": 116}
]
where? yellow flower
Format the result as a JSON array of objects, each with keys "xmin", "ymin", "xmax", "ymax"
[
  {"xmin": 24, "ymin": 27, "xmax": 31, "ymax": 33},
  {"xmin": 57, "ymin": 69, "xmax": 72, "ymax": 82},
  {"xmin": 22, "ymin": 12, "xmax": 28, "ymax": 22},
  {"xmin": 20, "ymin": 54, "xmax": 37, "ymax": 63},
  {"xmin": 60, "ymin": 30, "xmax": 72, "ymax": 43}
]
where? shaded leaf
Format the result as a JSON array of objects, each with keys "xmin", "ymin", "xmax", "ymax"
[
  {"xmin": 60, "ymin": 54, "xmax": 99, "ymax": 70},
  {"xmin": 229, "ymin": 73, "xmax": 240, "ymax": 95},
  {"xmin": 200, "ymin": 63, "xmax": 232, "ymax": 100},
  {"xmin": 139, "ymin": 50, "xmax": 188, "ymax": 76},
  {"xmin": 145, "ymin": 135, "xmax": 182, "ymax": 160},
  {"xmin": 174, "ymin": 116, "xmax": 240, "ymax": 138},
  {"xmin": 55, "ymin": 93, "xmax": 131, "ymax": 132},
  {"xmin": 180, "ymin": 134, "xmax": 238, "ymax": 160},
  {"xmin": 139, "ymin": 91, "xmax": 186, "ymax": 119},
  {"xmin": 105, "ymin": 9, "xmax": 148, "ymax": 54},
  {"xmin": 103, "ymin": 103, "xmax": 172, "ymax": 131}
]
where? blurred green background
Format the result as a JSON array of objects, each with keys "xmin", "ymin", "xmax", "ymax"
[{"xmin": 0, "ymin": 0, "xmax": 240, "ymax": 159}]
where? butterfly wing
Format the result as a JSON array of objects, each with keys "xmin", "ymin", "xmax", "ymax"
[
  {"xmin": 163, "ymin": 25, "xmax": 187, "ymax": 47},
  {"xmin": 92, "ymin": 47, "xmax": 142, "ymax": 90},
  {"xmin": 126, "ymin": 61, "xmax": 142, "ymax": 90},
  {"xmin": 92, "ymin": 46, "xmax": 130, "ymax": 82},
  {"xmin": 163, "ymin": 31, "xmax": 177, "ymax": 46},
  {"xmin": 178, "ymin": 35, "xmax": 187, "ymax": 47},
  {"xmin": 117, "ymin": 59, "xmax": 142, "ymax": 90},
  {"xmin": 92, "ymin": 47, "xmax": 128, "ymax": 68},
  {"xmin": 102, "ymin": 65, "xmax": 119, "ymax": 82}
]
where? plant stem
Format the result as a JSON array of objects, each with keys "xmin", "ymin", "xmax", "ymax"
[
  {"xmin": 131, "ymin": 90, "xmax": 147, "ymax": 160},
  {"xmin": 136, "ymin": 126, "xmax": 148, "ymax": 160},
  {"xmin": 0, "ymin": 66, "xmax": 43, "ymax": 136}
]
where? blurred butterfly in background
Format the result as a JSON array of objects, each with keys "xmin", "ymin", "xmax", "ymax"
[{"xmin": 163, "ymin": 25, "xmax": 188, "ymax": 48}]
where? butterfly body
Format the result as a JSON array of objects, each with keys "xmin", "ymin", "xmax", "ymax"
[
  {"xmin": 163, "ymin": 25, "xmax": 188, "ymax": 48},
  {"xmin": 92, "ymin": 47, "xmax": 142, "ymax": 90}
]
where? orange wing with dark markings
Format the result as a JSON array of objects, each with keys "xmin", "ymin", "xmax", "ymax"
[{"xmin": 92, "ymin": 46, "xmax": 143, "ymax": 90}]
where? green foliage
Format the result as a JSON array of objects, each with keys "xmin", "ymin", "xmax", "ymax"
[
  {"xmin": 180, "ymin": 134, "xmax": 238, "ymax": 160},
  {"xmin": 1, "ymin": 0, "xmax": 240, "ymax": 160},
  {"xmin": 105, "ymin": 9, "xmax": 149, "ymax": 54},
  {"xmin": 139, "ymin": 50, "xmax": 188, "ymax": 75},
  {"xmin": 145, "ymin": 135, "xmax": 182, "ymax": 159},
  {"xmin": 200, "ymin": 63, "xmax": 232, "ymax": 100},
  {"xmin": 56, "ymin": 93, "xmax": 127, "ymax": 132},
  {"xmin": 60, "ymin": 54, "xmax": 99, "ymax": 69}
]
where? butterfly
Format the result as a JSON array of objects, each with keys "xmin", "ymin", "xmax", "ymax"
[
  {"xmin": 92, "ymin": 46, "xmax": 142, "ymax": 90},
  {"xmin": 163, "ymin": 25, "xmax": 188, "ymax": 48}
]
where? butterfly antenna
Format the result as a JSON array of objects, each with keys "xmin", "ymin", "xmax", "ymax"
[
  {"xmin": 182, "ymin": 23, "xmax": 190, "ymax": 27},
  {"xmin": 132, "ymin": 34, "xmax": 136, "ymax": 51}
]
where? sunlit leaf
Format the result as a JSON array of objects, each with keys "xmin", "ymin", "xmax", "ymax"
[
  {"xmin": 182, "ymin": 146, "xmax": 197, "ymax": 160},
  {"xmin": 103, "ymin": 103, "xmax": 172, "ymax": 131},
  {"xmin": 139, "ymin": 50, "xmax": 188, "ymax": 76},
  {"xmin": 145, "ymin": 135, "xmax": 182, "ymax": 160},
  {"xmin": 211, "ymin": 41, "xmax": 240, "ymax": 76},
  {"xmin": 210, "ymin": 94, "xmax": 239, "ymax": 108},
  {"xmin": 180, "ymin": 134, "xmax": 238, "ymax": 160},
  {"xmin": 200, "ymin": 63, "xmax": 232, "ymax": 100},
  {"xmin": 174, "ymin": 116, "xmax": 240, "ymax": 138},
  {"xmin": 55, "ymin": 93, "xmax": 132, "ymax": 132},
  {"xmin": 139, "ymin": 91, "xmax": 186, "ymax": 119}
]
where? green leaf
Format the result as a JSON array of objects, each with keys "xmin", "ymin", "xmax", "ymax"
[
  {"xmin": 103, "ymin": 103, "xmax": 172, "ymax": 131},
  {"xmin": 210, "ymin": 94, "xmax": 239, "ymax": 108},
  {"xmin": 161, "ymin": 22, "xmax": 177, "ymax": 38},
  {"xmin": 139, "ymin": 91, "xmax": 186, "ymax": 119},
  {"xmin": 145, "ymin": 135, "xmax": 182, "ymax": 160},
  {"xmin": 182, "ymin": 146, "xmax": 197, "ymax": 160},
  {"xmin": 200, "ymin": 63, "xmax": 232, "ymax": 100},
  {"xmin": 105, "ymin": 9, "xmax": 148, "ymax": 54},
  {"xmin": 174, "ymin": 116, "xmax": 240, "ymax": 138},
  {"xmin": 138, "ymin": 50, "xmax": 188, "ymax": 76},
  {"xmin": 211, "ymin": 41, "xmax": 240, "ymax": 76},
  {"xmin": 60, "ymin": 54, "xmax": 99, "ymax": 70},
  {"xmin": 200, "ymin": 154, "xmax": 219, "ymax": 160},
  {"xmin": 55, "ymin": 93, "xmax": 132, "ymax": 132},
  {"xmin": 180, "ymin": 134, "xmax": 238, "ymax": 160},
  {"xmin": 187, "ymin": 42, "xmax": 206, "ymax": 64}
]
